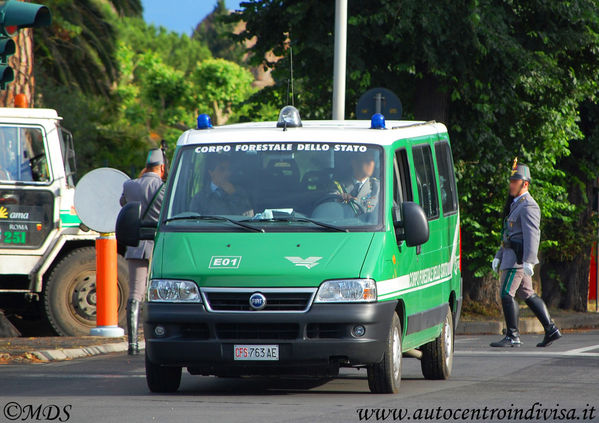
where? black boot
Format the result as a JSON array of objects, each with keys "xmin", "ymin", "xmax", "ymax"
[
  {"xmin": 525, "ymin": 294, "xmax": 562, "ymax": 347},
  {"xmin": 127, "ymin": 299, "xmax": 140, "ymax": 355},
  {"xmin": 490, "ymin": 296, "xmax": 521, "ymax": 347}
]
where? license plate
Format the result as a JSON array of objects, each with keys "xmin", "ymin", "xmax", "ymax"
[{"xmin": 234, "ymin": 344, "xmax": 279, "ymax": 361}]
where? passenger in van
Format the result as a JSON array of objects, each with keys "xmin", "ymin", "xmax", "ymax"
[
  {"xmin": 191, "ymin": 156, "xmax": 253, "ymax": 216},
  {"xmin": 334, "ymin": 151, "xmax": 380, "ymax": 214}
]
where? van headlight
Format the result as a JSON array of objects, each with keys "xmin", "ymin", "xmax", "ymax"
[
  {"xmin": 314, "ymin": 279, "xmax": 377, "ymax": 303},
  {"xmin": 148, "ymin": 279, "xmax": 201, "ymax": 302}
]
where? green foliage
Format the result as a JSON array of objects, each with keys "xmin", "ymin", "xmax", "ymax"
[
  {"xmin": 38, "ymin": 13, "xmax": 260, "ymax": 176},
  {"xmin": 34, "ymin": 0, "xmax": 142, "ymax": 95},
  {"xmin": 193, "ymin": 0, "xmax": 246, "ymax": 64},
  {"xmin": 193, "ymin": 58, "xmax": 255, "ymax": 124}
]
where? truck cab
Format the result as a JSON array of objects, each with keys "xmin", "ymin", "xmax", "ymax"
[
  {"xmin": 118, "ymin": 108, "xmax": 461, "ymax": 394},
  {"xmin": 0, "ymin": 107, "xmax": 129, "ymax": 336}
]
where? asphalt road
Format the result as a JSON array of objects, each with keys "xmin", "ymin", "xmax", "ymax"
[{"xmin": 0, "ymin": 332, "xmax": 598, "ymax": 423}]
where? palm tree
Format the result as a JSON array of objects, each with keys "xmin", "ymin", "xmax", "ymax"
[
  {"xmin": 34, "ymin": 0, "xmax": 142, "ymax": 97},
  {"xmin": 0, "ymin": 0, "xmax": 142, "ymax": 107}
]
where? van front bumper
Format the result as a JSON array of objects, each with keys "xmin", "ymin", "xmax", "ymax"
[{"xmin": 143, "ymin": 300, "xmax": 397, "ymax": 375}]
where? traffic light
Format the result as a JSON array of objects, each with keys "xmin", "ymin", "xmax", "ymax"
[{"xmin": 0, "ymin": 0, "xmax": 51, "ymax": 89}]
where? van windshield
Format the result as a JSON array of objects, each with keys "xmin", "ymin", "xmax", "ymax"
[{"xmin": 164, "ymin": 142, "xmax": 384, "ymax": 231}]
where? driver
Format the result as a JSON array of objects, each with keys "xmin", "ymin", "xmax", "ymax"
[
  {"xmin": 335, "ymin": 151, "xmax": 380, "ymax": 214},
  {"xmin": 191, "ymin": 155, "xmax": 253, "ymax": 216}
]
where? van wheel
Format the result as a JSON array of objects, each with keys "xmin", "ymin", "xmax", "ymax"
[
  {"xmin": 146, "ymin": 351, "xmax": 182, "ymax": 393},
  {"xmin": 367, "ymin": 312, "xmax": 402, "ymax": 394},
  {"xmin": 43, "ymin": 247, "xmax": 129, "ymax": 336},
  {"xmin": 421, "ymin": 304, "xmax": 454, "ymax": 380}
]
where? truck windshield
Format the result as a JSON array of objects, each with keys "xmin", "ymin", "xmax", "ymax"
[
  {"xmin": 164, "ymin": 142, "xmax": 384, "ymax": 231},
  {"xmin": 0, "ymin": 126, "xmax": 50, "ymax": 183}
]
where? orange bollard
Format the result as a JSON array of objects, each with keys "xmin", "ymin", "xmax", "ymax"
[{"xmin": 90, "ymin": 234, "xmax": 124, "ymax": 337}]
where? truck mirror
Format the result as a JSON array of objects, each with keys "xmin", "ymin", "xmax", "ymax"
[
  {"xmin": 116, "ymin": 202, "xmax": 141, "ymax": 246},
  {"xmin": 402, "ymin": 201, "xmax": 429, "ymax": 247}
]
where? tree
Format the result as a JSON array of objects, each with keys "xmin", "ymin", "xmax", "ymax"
[
  {"xmin": 0, "ymin": 28, "xmax": 34, "ymax": 107},
  {"xmin": 193, "ymin": 0, "xmax": 246, "ymax": 64},
  {"xmin": 35, "ymin": 0, "xmax": 142, "ymax": 96},
  {"xmin": 232, "ymin": 0, "xmax": 599, "ymax": 310},
  {"xmin": 193, "ymin": 58, "xmax": 255, "ymax": 125}
]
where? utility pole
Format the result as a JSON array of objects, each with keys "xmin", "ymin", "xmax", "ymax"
[{"xmin": 332, "ymin": 0, "xmax": 347, "ymax": 120}]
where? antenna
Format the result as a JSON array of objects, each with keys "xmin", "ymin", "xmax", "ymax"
[{"xmin": 289, "ymin": 45, "xmax": 294, "ymax": 106}]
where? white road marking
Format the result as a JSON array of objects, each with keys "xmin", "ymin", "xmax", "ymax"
[
  {"xmin": 563, "ymin": 344, "xmax": 599, "ymax": 355},
  {"xmin": 456, "ymin": 350, "xmax": 599, "ymax": 358}
]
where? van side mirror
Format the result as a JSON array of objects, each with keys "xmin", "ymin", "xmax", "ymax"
[
  {"xmin": 117, "ymin": 202, "xmax": 158, "ymax": 246},
  {"xmin": 116, "ymin": 202, "xmax": 141, "ymax": 246},
  {"xmin": 393, "ymin": 201, "xmax": 429, "ymax": 247}
]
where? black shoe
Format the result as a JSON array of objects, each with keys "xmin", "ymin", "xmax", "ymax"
[
  {"xmin": 128, "ymin": 345, "xmax": 140, "ymax": 355},
  {"xmin": 490, "ymin": 336, "xmax": 521, "ymax": 348},
  {"xmin": 537, "ymin": 327, "xmax": 562, "ymax": 347}
]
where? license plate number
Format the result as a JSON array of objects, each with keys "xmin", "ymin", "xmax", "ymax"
[{"xmin": 234, "ymin": 345, "xmax": 279, "ymax": 361}]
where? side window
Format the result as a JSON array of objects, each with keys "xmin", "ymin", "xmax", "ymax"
[
  {"xmin": 0, "ymin": 126, "xmax": 50, "ymax": 183},
  {"xmin": 434, "ymin": 141, "xmax": 458, "ymax": 215},
  {"xmin": 393, "ymin": 148, "xmax": 413, "ymax": 206},
  {"xmin": 412, "ymin": 144, "xmax": 439, "ymax": 220}
]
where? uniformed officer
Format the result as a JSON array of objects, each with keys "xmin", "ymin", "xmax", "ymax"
[
  {"xmin": 336, "ymin": 152, "xmax": 380, "ymax": 215},
  {"xmin": 120, "ymin": 149, "xmax": 165, "ymax": 355},
  {"xmin": 490, "ymin": 159, "xmax": 562, "ymax": 348},
  {"xmin": 191, "ymin": 155, "xmax": 253, "ymax": 216}
]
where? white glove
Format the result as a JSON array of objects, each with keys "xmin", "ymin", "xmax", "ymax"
[
  {"xmin": 492, "ymin": 258, "xmax": 500, "ymax": 273},
  {"xmin": 523, "ymin": 262, "xmax": 534, "ymax": 277}
]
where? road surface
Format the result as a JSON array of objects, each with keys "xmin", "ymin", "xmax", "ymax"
[{"xmin": 0, "ymin": 332, "xmax": 597, "ymax": 422}]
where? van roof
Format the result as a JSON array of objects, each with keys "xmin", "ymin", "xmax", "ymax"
[
  {"xmin": 177, "ymin": 120, "xmax": 448, "ymax": 147},
  {"xmin": 0, "ymin": 108, "xmax": 60, "ymax": 120}
]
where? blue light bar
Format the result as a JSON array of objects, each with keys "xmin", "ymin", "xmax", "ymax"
[
  {"xmin": 370, "ymin": 113, "xmax": 386, "ymax": 129},
  {"xmin": 197, "ymin": 114, "xmax": 213, "ymax": 130}
]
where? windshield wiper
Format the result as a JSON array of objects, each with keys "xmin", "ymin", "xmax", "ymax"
[
  {"xmin": 241, "ymin": 216, "xmax": 348, "ymax": 232},
  {"xmin": 164, "ymin": 214, "xmax": 264, "ymax": 232}
]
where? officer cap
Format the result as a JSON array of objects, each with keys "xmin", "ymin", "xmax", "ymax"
[
  {"xmin": 510, "ymin": 163, "xmax": 531, "ymax": 182},
  {"xmin": 146, "ymin": 149, "xmax": 164, "ymax": 167}
]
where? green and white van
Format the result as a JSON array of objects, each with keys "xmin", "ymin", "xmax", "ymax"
[{"xmin": 117, "ymin": 107, "xmax": 462, "ymax": 394}]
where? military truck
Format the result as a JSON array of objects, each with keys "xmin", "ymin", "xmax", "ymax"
[{"xmin": 0, "ymin": 107, "xmax": 128, "ymax": 336}]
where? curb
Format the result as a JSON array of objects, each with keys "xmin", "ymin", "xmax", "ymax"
[
  {"xmin": 457, "ymin": 314, "xmax": 599, "ymax": 335},
  {"xmin": 30, "ymin": 341, "xmax": 145, "ymax": 362}
]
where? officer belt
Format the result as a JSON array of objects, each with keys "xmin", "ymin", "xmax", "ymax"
[{"xmin": 502, "ymin": 240, "xmax": 522, "ymax": 249}]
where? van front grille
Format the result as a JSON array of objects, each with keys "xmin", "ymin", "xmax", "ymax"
[{"xmin": 201, "ymin": 288, "xmax": 316, "ymax": 313}]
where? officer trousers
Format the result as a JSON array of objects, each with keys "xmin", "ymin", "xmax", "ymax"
[
  {"xmin": 500, "ymin": 268, "xmax": 535, "ymax": 299},
  {"xmin": 127, "ymin": 258, "xmax": 149, "ymax": 302}
]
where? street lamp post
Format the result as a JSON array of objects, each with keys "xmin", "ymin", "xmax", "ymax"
[{"xmin": 332, "ymin": 0, "xmax": 347, "ymax": 120}]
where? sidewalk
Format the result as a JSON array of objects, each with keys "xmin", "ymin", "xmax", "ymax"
[
  {"xmin": 0, "ymin": 336, "xmax": 142, "ymax": 364},
  {"xmin": 1, "ymin": 312, "xmax": 598, "ymax": 364}
]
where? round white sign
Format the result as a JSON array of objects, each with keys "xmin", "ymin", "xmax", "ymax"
[{"xmin": 74, "ymin": 168, "xmax": 130, "ymax": 233}]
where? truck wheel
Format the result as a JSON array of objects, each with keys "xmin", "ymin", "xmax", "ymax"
[
  {"xmin": 146, "ymin": 351, "xmax": 181, "ymax": 393},
  {"xmin": 420, "ymin": 304, "xmax": 454, "ymax": 380},
  {"xmin": 43, "ymin": 247, "xmax": 129, "ymax": 336},
  {"xmin": 367, "ymin": 312, "xmax": 402, "ymax": 394}
]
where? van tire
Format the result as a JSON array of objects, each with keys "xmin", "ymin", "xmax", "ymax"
[
  {"xmin": 43, "ymin": 247, "xmax": 129, "ymax": 336},
  {"xmin": 367, "ymin": 312, "xmax": 402, "ymax": 394},
  {"xmin": 146, "ymin": 352, "xmax": 182, "ymax": 393},
  {"xmin": 420, "ymin": 304, "xmax": 454, "ymax": 380}
]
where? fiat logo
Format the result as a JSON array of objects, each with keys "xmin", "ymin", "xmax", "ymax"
[{"xmin": 249, "ymin": 292, "xmax": 267, "ymax": 310}]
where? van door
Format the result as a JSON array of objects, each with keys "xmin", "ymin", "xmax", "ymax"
[
  {"xmin": 434, "ymin": 139, "xmax": 460, "ymax": 278},
  {"xmin": 407, "ymin": 143, "xmax": 444, "ymax": 319}
]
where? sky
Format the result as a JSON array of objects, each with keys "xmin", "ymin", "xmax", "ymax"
[{"xmin": 141, "ymin": 0, "xmax": 244, "ymax": 35}]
